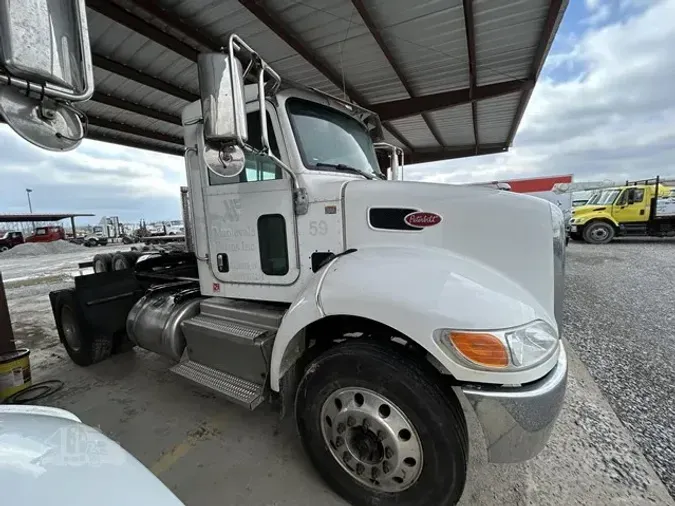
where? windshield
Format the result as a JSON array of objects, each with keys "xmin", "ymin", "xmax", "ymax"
[
  {"xmin": 592, "ymin": 190, "xmax": 621, "ymax": 205},
  {"xmin": 287, "ymin": 98, "xmax": 381, "ymax": 177}
]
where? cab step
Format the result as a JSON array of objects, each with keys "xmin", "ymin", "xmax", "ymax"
[{"xmin": 170, "ymin": 360, "xmax": 265, "ymax": 410}]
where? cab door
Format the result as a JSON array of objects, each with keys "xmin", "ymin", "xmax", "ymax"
[
  {"xmin": 200, "ymin": 105, "xmax": 299, "ymax": 286},
  {"xmin": 612, "ymin": 187, "xmax": 648, "ymax": 223}
]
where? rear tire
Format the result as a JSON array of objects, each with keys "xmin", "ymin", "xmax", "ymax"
[
  {"xmin": 0, "ymin": 246, "xmax": 8, "ymax": 252},
  {"xmin": 93, "ymin": 253, "xmax": 113, "ymax": 273},
  {"xmin": 295, "ymin": 340, "xmax": 468, "ymax": 506},
  {"xmin": 52, "ymin": 291, "xmax": 112, "ymax": 366},
  {"xmin": 583, "ymin": 221, "xmax": 615, "ymax": 244},
  {"xmin": 111, "ymin": 251, "xmax": 137, "ymax": 271}
]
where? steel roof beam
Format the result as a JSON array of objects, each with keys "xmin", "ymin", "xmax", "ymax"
[
  {"xmin": 86, "ymin": 115, "xmax": 183, "ymax": 145},
  {"xmin": 506, "ymin": 0, "xmax": 565, "ymax": 146},
  {"xmin": 92, "ymin": 53, "xmax": 198, "ymax": 103},
  {"xmin": 462, "ymin": 0, "xmax": 479, "ymax": 155},
  {"xmin": 86, "ymin": 0, "xmax": 199, "ymax": 61},
  {"xmin": 92, "ymin": 92, "xmax": 182, "ymax": 125},
  {"xmin": 383, "ymin": 123, "xmax": 413, "ymax": 150},
  {"xmin": 126, "ymin": 0, "xmax": 222, "ymax": 52},
  {"xmin": 350, "ymin": 0, "xmax": 445, "ymax": 148},
  {"xmin": 405, "ymin": 145, "xmax": 505, "ymax": 164},
  {"xmin": 373, "ymin": 79, "xmax": 531, "ymax": 121},
  {"xmin": 87, "ymin": 129, "xmax": 185, "ymax": 156},
  {"xmin": 239, "ymin": 0, "xmax": 368, "ymax": 105},
  {"xmin": 238, "ymin": 0, "xmax": 410, "ymax": 149}
]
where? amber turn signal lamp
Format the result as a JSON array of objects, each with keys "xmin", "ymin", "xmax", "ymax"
[{"xmin": 449, "ymin": 332, "xmax": 509, "ymax": 368}]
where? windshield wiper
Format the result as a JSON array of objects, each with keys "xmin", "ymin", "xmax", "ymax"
[{"xmin": 314, "ymin": 162, "xmax": 384, "ymax": 180}]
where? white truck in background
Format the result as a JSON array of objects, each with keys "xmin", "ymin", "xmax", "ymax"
[{"xmin": 0, "ymin": 5, "xmax": 567, "ymax": 506}]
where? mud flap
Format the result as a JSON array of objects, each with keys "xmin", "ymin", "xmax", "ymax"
[{"xmin": 49, "ymin": 270, "xmax": 143, "ymax": 354}]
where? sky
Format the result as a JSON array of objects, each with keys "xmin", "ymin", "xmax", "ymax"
[{"xmin": 1, "ymin": 0, "xmax": 673, "ymax": 223}]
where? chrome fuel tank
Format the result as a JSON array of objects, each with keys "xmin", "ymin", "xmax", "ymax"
[{"xmin": 126, "ymin": 290, "xmax": 203, "ymax": 361}]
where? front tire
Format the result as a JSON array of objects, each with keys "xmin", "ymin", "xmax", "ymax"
[
  {"xmin": 295, "ymin": 340, "xmax": 468, "ymax": 506},
  {"xmin": 583, "ymin": 221, "xmax": 615, "ymax": 244}
]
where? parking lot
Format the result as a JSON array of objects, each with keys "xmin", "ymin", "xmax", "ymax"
[{"xmin": 2, "ymin": 241, "xmax": 674, "ymax": 505}]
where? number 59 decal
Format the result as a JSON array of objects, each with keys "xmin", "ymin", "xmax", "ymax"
[{"xmin": 309, "ymin": 220, "xmax": 328, "ymax": 235}]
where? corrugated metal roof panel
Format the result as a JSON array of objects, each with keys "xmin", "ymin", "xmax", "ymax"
[
  {"xmin": 389, "ymin": 115, "xmax": 441, "ymax": 149},
  {"xmin": 428, "ymin": 104, "xmax": 476, "ymax": 146},
  {"xmin": 78, "ymin": 102, "xmax": 184, "ymax": 138},
  {"xmin": 93, "ymin": 68, "xmax": 188, "ymax": 114},
  {"xmin": 476, "ymin": 92, "xmax": 521, "ymax": 144},
  {"xmin": 473, "ymin": 0, "xmax": 550, "ymax": 86},
  {"xmin": 267, "ymin": 0, "xmax": 409, "ymax": 103},
  {"xmin": 71, "ymin": 0, "xmax": 566, "ymax": 158},
  {"xmin": 87, "ymin": 9, "xmax": 200, "ymax": 94},
  {"xmin": 380, "ymin": 130, "xmax": 406, "ymax": 149},
  {"xmin": 365, "ymin": 0, "xmax": 470, "ymax": 98},
  {"xmin": 156, "ymin": 0, "xmax": 343, "ymax": 97}
]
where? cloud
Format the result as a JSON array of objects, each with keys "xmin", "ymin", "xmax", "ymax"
[
  {"xmin": 0, "ymin": 125, "xmax": 186, "ymax": 222},
  {"xmin": 583, "ymin": 3, "xmax": 612, "ymax": 25},
  {"xmin": 407, "ymin": 0, "xmax": 675, "ymax": 185}
]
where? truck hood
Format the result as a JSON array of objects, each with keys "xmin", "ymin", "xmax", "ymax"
[
  {"xmin": 342, "ymin": 180, "xmax": 559, "ymax": 326},
  {"xmin": 0, "ymin": 405, "xmax": 183, "ymax": 506},
  {"xmin": 573, "ymin": 204, "xmax": 608, "ymax": 216}
]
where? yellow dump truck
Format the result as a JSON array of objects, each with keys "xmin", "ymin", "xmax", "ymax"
[{"xmin": 569, "ymin": 177, "xmax": 675, "ymax": 244}]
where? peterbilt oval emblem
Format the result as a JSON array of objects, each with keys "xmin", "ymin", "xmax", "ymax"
[{"xmin": 404, "ymin": 211, "xmax": 442, "ymax": 228}]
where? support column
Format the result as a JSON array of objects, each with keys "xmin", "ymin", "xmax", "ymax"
[
  {"xmin": 0, "ymin": 269, "xmax": 15, "ymax": 354},
  {"xmin": 70, "ymin": 216, "xmax": 77, "ymax": 238}
]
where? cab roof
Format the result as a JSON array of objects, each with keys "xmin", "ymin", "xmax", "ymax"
[{"xmin": 81, "ymin": 0, "xmax": 568, "ymax": 163}]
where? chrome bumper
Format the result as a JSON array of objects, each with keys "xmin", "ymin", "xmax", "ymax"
[{"xmin": 461, "ymin": 343, "xmax": 568, "ymax": 463}]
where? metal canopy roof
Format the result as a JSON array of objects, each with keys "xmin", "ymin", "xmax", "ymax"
[
  {"xmin": 0, "ymin": 214, "xmax": 95, "ymax": 223},
  {"xmin": 79, "ymin": 0, "xmax": 567, "ymax": 163}
]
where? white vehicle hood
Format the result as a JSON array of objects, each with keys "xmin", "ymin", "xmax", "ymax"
[{"xmin": 0, "ymin": 406, "xmax": 183, "ymax": 505}]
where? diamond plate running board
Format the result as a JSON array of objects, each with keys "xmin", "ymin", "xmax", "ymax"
[{"xmin": 170, "ymin": 360, "xmax": 265, "ymax": 410}]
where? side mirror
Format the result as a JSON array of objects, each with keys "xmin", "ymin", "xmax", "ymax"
[
  {"xmin": 0, "ymin": 0, "xmax": 94, "ymax": 151},
  {"xmin": 198, "ymin": 52, "xmax": 247, "ymax": 178},
  {"xmin": 0, "ymin": 0, "xmax": 93, "ymax": 97},
  {"xmin": 627, "ymin": 191, "xmax": 635, "ymax": 205},
  {"xmin": 198, "ymin": 52, "xmax": 248, "ymax": 145}
]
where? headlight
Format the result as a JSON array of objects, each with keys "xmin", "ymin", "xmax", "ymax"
[
  {"xmin": 505, "ymin": 321, "xmax": 558, "ymax": 367},
  {"xmin": 436, "ymin": 320, "xmax": 559, "ymax": 371}
]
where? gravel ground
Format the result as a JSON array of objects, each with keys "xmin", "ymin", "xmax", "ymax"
[{"xmin": 565, "ymin": 238, "xmax": 675, "ymax": 497}]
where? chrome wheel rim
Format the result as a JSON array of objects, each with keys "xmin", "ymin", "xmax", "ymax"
[
  {"xmin": 590, "ymin": 226, "xmax": 609, "ymax": 241},
  {"xmin": 320, "ymin": 387, "xmax": 423, "ymax": 492},
  {"xmin": 61, "ymin": 306, "xmax": 81, "ymax": 352}
]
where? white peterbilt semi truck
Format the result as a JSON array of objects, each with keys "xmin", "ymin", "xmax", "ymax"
[{"xmin": 0, "ymin": 4, "xmax": 567, "ymax": 505}]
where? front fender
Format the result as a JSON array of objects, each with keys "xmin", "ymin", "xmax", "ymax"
[
  {"xmin": 270, "ymin": 246, "xmax": 559, "ymax": 391},
  {"xmin": 576, "ymin": 212, "xmax": 618, "ymax": 227}
]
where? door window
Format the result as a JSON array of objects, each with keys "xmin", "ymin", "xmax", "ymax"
[
  {"xmin": 257, "ymin": 214, "xmax": 289, "ymax": 276},
  {"xmin": 208, "ymin": 111, "xmax": 282, "ymax": 186},
  {"xmin": 617, "ymin": 188, "xmax": 645, "ymax": 205}
]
